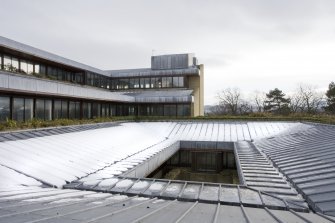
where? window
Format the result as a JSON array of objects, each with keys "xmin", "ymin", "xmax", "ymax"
[
  {"xmin": 133, "ymin": 78, "xmax": 140, "ymax": 88},
  {"xmin": 177, "ymin": 104, "xmax": 190, "ymax": 117},
  {"xmin": 12, "ymin": 98, "xmax": 24, "ymax": 122},
  {"xmin": 13, "ymin": 98, "xmax": 35, "ymax": 122},
  {"xmin": 83, "ymin": 102, "xmax": 92, "ymax": 119},
  {"xmin": 144, "ymin": 78, "xmax": 150, "ymax": 88},
  {"xmin": 92, "ymin": 102, "xmax": 101, "ymax": 118},
  {"xmin": 0, "ymin": 96, "xmax": 10, "ymax": 122},
  {"xmin": 11, "ymin": 57, "xmax": 19, "ymax": 72},
  {"xmin": 47, "ymin": 67, "xmax": 57, "ymax": 80},
  {"xmin": 173, "ymin": 77, "xmax": 179, "ymax": 87},
  {"xmin": 0, "ymin": 54, "xmax": 2, "ymax": 69},
  {"xmin": 140, "ymin": 78, "xmax": 145, "ymax": 89},
  {"xmin": 69, "ymin": 101, "xmax": 80, "ymax": 119},
  {"xmin": 20, "ymin": 60, "xmax": 28, "ymax": 74},
  {"xmin": 3, "ymin": 55, "xmax": 11, "ymax": 71},
  {"xmin": 25, "ymin": 99, "xmax": 33, "ymax": 121},
  {"xmin": 164, "ymin": 104, "xmax": 176, "ymax": 116},
  {"xmin": 54, "ymin": 100, "xmax": 68, "ymax": 119},
  {"xmin": 54, "ymin": 100, "xmax": 62, "ymax": 119},
  {"xmin": 27, "ymin": 62, "xmax": 34, "ymax": 75},
  {"xmin": 110, "ymin": 104, "xmax": 116, "ymax": 116},
  {"xmin": 36, "ymin": 99, "xmax": 52, "ymax": 120}
]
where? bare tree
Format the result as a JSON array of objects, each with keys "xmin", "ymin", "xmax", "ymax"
[
  {"xmin": 217, "ymin": 88, "xmax": 242, "ymax": 115},
  {"xmin": 253, "ymin": 91, "xmax": 266, "ymax": 112},
  {"xmin": 289, "ymin": 93, "xmax": 304, "ymax": 113},
  {"xmin": 297, "ymin": 84, "xmax": 324, "ymax": 113}
]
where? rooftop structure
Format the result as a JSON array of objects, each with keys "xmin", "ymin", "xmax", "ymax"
[{"xmin": 1, "ymin": 121, "xmax": 335, "ymax": 222}]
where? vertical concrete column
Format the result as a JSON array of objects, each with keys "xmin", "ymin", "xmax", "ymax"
[{"xmin": 188, "ymin": 64, "xmax": 204, "ymax": 116}]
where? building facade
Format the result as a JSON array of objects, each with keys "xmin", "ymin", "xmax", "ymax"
[{"xmin": 0, "ymin": 36, "xmax": 204, "ymax": 122}]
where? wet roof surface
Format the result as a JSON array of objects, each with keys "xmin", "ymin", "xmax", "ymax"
[
  {"xmin": 1, "ymin": 121, "xmax": 335, "ymax": 222},
  {"xmin": 0, "ymin": 187, "xmax": 334, "ymax": 223}
]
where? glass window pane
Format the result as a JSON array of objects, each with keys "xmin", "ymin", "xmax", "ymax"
[
  {"xmin": 162, "ymin": 77, "xmax": 167, "ymax": 88},
  {"xmin": 92, "ymin": 103, "xmax": 101, "ymax": 118},
  {"xmin": 3, "ymin": 55, "xmax": 11, "ymax": 71},
  {"xmin": 61, "ymin": 100, "xmax": 68, "ymax": 118},
  {"xmin": 140, "ymin": 78, "xmax": 145, "ymax": 88},
  {"xmin": 11, "ymin": 57, "xmax": 19, "ymax": 72},
  {"xmin": 164, "ymin": 104, "xmax": 176, "ymax": 116},
  {"xmin": 83, "ymin": 102, "xmax": 91, "ymax": 119},
  {"xmin": 144, "ymin": 78, "xmax": 150, "ymax": 88},
  {"xmin": 34, "ymin": 64, "xmax": 40, "ymax": 75},
  {"xmin": 166, "ymin": 77, "xmax": 172, "ymax": 88},
  {"xmin": 0, "ymin": 54, "xmax": 2, "ymax": 69},
  {"xmin": 179, "ymin": 77, "xmax": 184, "ymax": 87},
  {"xmin": 173, "ymin": 77, "xmax": 179, "ymax": 87},
  {"xmin": 20, "ymin": 60, "xmax": 28, "ymax": 74},
  {"xmin": 110, "ymin": 105, "xmax": 116, "ymax": 116},
  {"xmin": 40, "ymin": 65, "xmax": 46, "ymax": 75},
  {"xmin": 0, "ymin": 96, "xmax": 10, "ymax": 122},
  {"xmin": 13, "ymin": 98, "xmax": 24, "ymax": 122},
  {"xmin": 133, "ymin": 78, "xmax": 139, "ymax": 88},
  {"xmin": 27, "ymin": 62, "xmax": 34, "ymax": 75},
  {"xmin": 45, "ymin": 100, "xmax": 52, "ymax": 120},
  {"xmin": 24, "ymin": 99, "xmax": 33, "ymax": 121},
  {"xmin": 69, "ymin": 101, "xmax": 76, "ymax": 119},
  {"xmin": 35, "ymin": 99, "xmax": 45, "ymax": 120},
  {"xmin": 54, "ymin": 100, "xmax": 62, "ymax": 119}
]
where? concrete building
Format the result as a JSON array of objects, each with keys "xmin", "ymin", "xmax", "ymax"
[{"xmin": 0, "ymin": 36, "xmax": 204, "ymax": 122}]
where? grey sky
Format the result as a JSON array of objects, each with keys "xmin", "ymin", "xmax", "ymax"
[{"xmin": 1, "ymin": 0, "xmax": 335, "ymax": 104}]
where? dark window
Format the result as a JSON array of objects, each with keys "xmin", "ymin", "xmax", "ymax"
[
  {"xmin": 153, "ymin": 104, "xmax": 164, "ymax": 116},
  {"xmin": 83, "ymin": 102, "xmax": 92, "ymax": 119},
  {"xmin": 36, "ymin": 99, "xmax": 52, "ymax": 120},
  {"xmin": 110, "ymin": 105, "xmax": 116, "ymax": 116},
  {"xmin": 54, "ymin": 100, "xmax": 62, "ymax": 119},
  {"xmin": 61, "ymin": 100, "xmax": 68, "ymax": 118},
  {"xmin": 69, "ymin": 101, "xmax": 80, "ymax": 119},
  {"xmin": 12, "ymin": 98, "xmax": 25, "ymax": 122},
  {"xmin": 0, "ymin": 54, "xmax": 2, "ymax": 69},
  {"xmin": 0, "ymin": 96, "xmax": 10, "ymax": 122},
  {"xmin": 92, "ymin": 102, "xmax": 101, "ymax": 118},
  {"xmin": 25, "ymin": 99, "xmax": 33, "ymax": 121},
  {"xmin": 177, "ymin": 104, "xmax": 190, "ymax": 117},
  {"xmin": 164, "ymin": 104, "xmax": 176, "ymax": 116}
]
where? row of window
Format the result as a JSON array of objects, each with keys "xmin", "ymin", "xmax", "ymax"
[
  {"xmin": 110, "ymin": 76, "xmax": 185, "ymax": 90},
  {"xmin": 0, "ymin": 53, "xmax": 188, "ymax": 91},
  {"xmin": 0, "ymin": 96, "xmax": 191, "ymax": 122},
  {"xmin": 0, "ymin": 54, "xmax": 84, "ymax": 84}
]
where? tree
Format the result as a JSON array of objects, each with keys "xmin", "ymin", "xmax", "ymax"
[
  {"xmin": 264, "ymin": 88, "xmax": 290, "ymax": 114},
  {"xmin": 253, "ymin": 91, "xmax": 267, "ymax": 112},
  {"xmin": 217, "ymin": 88, "xmax": 242, "ymax": 115},
  {"xmin": 325, "ymin": 81, "xmax": 335, "ymax": 114},
  {"xmin": 297, "ymin": 84, "xmax": 324, "ymax": 114}
]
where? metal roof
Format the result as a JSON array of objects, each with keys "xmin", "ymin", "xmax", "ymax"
[
  {"xmin": 1, "ymin": 121, "xmax": 335, "ymax": 221},
  {"xmin": 0, "ymin": 36, "xmax": 108, "ymax": 76},
  {"xmin": 255, "ymin": 123, "xmax": 335, "ymax": 217},
  {"xmin": 0, "ymin": 187, "xmax": 333, "ymax": 223}
]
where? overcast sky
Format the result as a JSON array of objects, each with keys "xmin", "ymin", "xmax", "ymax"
[{"xmin": 1, "ymin": 0, "xmax": 335, "ymax": 104}]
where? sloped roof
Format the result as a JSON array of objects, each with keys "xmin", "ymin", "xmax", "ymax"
[
  {"xmin": 0, "ymin": 36, "xmax": 108, "ymax": 76},
  {"xmin": 1, "ymin": 121, "xmax": 335, "ymax": 221}
]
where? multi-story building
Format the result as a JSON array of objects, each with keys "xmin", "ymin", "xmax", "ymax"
[{"xmin": 0, "ymin": 36, "xmax": 204, "ymax": 122}]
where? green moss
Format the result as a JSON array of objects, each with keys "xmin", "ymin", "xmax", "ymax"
[{"xmin": 1, "ymin": 113, "xmax": 335, "ymax": 132}]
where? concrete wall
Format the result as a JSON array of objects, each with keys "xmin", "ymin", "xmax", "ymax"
[
  {"xmin": 0, "ymin": 71, "xmax": 133, "ymax": 102},
  {"xmin": 188, "ymin": 64, "xmax": 204, "ymax": 116}
]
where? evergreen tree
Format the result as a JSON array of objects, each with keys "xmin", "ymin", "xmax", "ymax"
[
  {"xmin": 264, "ymin": 88, "xmax": 290, "ymax": 114},
  {"xmin": 325, "ymin": 82, "xmax": 335, "ymax": 114}
]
